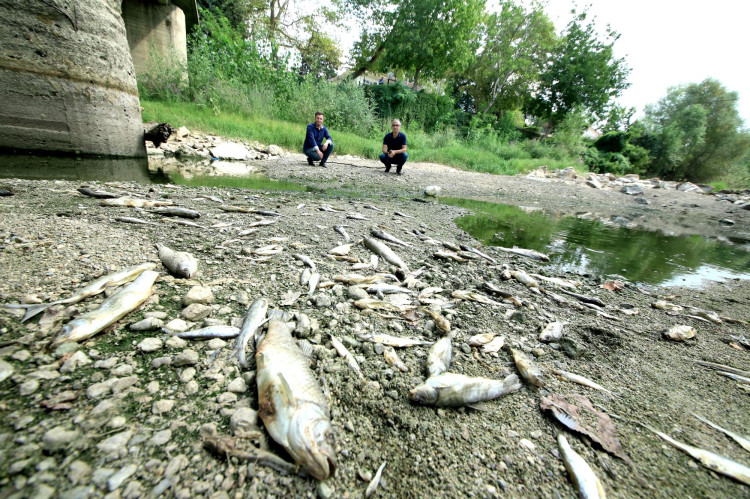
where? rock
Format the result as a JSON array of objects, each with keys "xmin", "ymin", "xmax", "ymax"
[
  {"xmin": 59, "ymin": 485, "xmax": 95, "ymax": 499},
  {"xmin": 634, "ymin": 197, "xmax": 650, "ymax": 205},
  {"xmin": 210, "ymin": 142, "xmax": 252, "ymax": 161},
  {"xmin": 107, "ymin": 463, "xmax": 137, "ymax": 491},
  {"xmin": 113, "ymin": 364, "xmax": 134, "ymax": 376},
  {"xmin": 112, "ymin": 376, "xmax": 139, "ymax": 394},
  {"xmin": 373, "ymin": 343, "xmax": 385, "ymax": 355},
  {"xmin": 42, "ymin": 426, "xmax": 80, "ymax": 451},
  {"xmin": 227, "ymin": 377, "xmax": 247, "ymax": 393},
  {"xmin": 145, "ymin": 311, "xmax": 168, "ymax": 319},
  {"xmin": 19, "ymin": 379, "xmax": 40, "ymax": 396},
  {"xmin": 108, "ymin": 416, "xmax": 127, "ymax": 429},
  {"xmin": 164, "ymin": 319, "xmax": 190, "ymax": 333},
  {"xmin": 182, "ymin": 303, "xmax": 212, "ymax": 321},
  {"xmin": 164, "ymin": 455, "xmax": 188, "ymax": 477},
  {"xmin": 129, "ymin": 317, "xmax": 163, "ymax": 331},
  {"xmin": 620, "ymin": 184, "xmax": 644, "ymax": 196},
  {"xmin": 719, "ymin": 219, "xmax": 735, "ymax": 226},
  {"xmin": 183, "ymin": 286, "xmax": 214, "ymax": 306},
  {"xmin": 172, "ymin": 350, "xmax": 199, "ymax": 367},
  {"xmin": 663, "ymin": 325, "xmax": 697, "ymax": 341},
  {"xmin": 153, "ymin": 400, "xmax": 175, "ymax": 414},
  {"xmin": 179, "ymin": 368, "xmax": 196, "ymax": 383},
  {"xmin": 166, "ymin": 336, "xmax": 187, "ymax": 349},
  {"xmin": 217, "ymin": 392, "xmax": 237, "ymax": 404},
  {"xmin": 207, "ymin": 338, "xmax": 226, "ymax": 350},
  {"xmin": 148, "ymin": 430, "xmax": 172, "ymax": 446},
  {"xmin": 152, "ymin": 357, "xmax": 172, "ymax": 368},
  {"xmin": 137, "ymin": 338, "xmax": 163, "ymax": 353},
  {"xmin": 424, "ymin": 186, "xmax": 442, "ymax": 197},
  {"xmin": 315, "ymin": 295, "xmax": 332, "ymax": 308},
  {"xmin": 68, "ymin": 460, "xmax": 92, "ymax": 485},
  {"xmin": 347, "ymin": 286, "xmax": 368, "ymax": 300},
  {"xmin": 54, "ymin": 342, "xmax": 80, "ymax": 358},
  {"xmin": 176, "ymin": 126, "xmax": 190, "ymax": 138},
  {"xmin": 586, "ymin": 178, "xmax": 602, "ymax": 189},
  {"xmin": 268, "ymin": 144, "xmax": 283, "ymax": 156},
  {"xmin": 677, "ymin": 182, "xmax": 703, "ymax": 193},
  {"xmin": 317, "ymin": 481, "xmax": 334, "ymax": 499},
  {"xmin": 96, "ymin": 430, "xmax": 133, "ymax": 454},
  {"xmin": 27, "ymin": 368, "xmax": 61, "ymax": 380},
  {"xmin": 230, "ymin": 407, "xmax": 259, "ymax": 434},
  {"xmin": 184, "ymin": 380, "xmax": 199, "ymax": 395},
  {"xmin": 295, "ymin": 313, "xmax": 312, "ymax": 338},
  {"xmin": 86, "ymin": 378, "xmax": 119, "ymax": 398},
  {"xmin": 146, "ymin": 381, "xmax": 160, "ymax": 394}
]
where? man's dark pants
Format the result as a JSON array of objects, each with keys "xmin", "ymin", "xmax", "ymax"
[
  {"xmin": 304, "ymin": 145, "xmax": 334, "ymax": 164},
  {"xmin": 379, "ymin": 152, "xmax": 408, "ymax": 173}
]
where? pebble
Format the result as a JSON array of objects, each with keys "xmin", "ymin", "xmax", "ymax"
[
  {"xmin": 164, "ymin": 319, "xmax": 190, "ymax": 333},
  {"xmin": 315, "ymin": 295, "xmax": 332, "ymax": 308},
  {"xmin": 107, "ymin": 463, "xmax": 137, "ymax": 491},
  {"xmin": 19, "ymin": 379, "xmax": 40, "ymax": 396},
  {"xmin": 172, "ymin": 350, "xmax": 199, "ymax": 367},
  {"xmin": 153, "ymin": 400, "xmax": 175, "ymax": 414},
  {"xmin": 108, "ymin": 416, "xmax": 127, "ymax": 429},
  {"xmin": 112, "ymin": 364, "xmax": 134, "ymax": 377},
  {"xmin": 145, "ymin": 311, "xmax": 168, "ymax": 319},
  {"xmin": 53, "ymin": 342, "xmax": 80, "ymax": 358},
  {"xmin": 148, "ymin": 430, "xmax": 172, "ymax": 446},
  {"xmin": 184, "ymin": 380, "xmax": 199, "ymax": 395},
  {"xmin": 207, "ymin": 338, "xmax": 227, "ymax": 350},
  {"xmin": 97, "ymin": 430, "xmax": 134, "ymax": 454},
  {"xmin": 179, "ymin": 367, "xmax": 196, "ymax": 383},
  {"xmin": 348, "ymin": 286, "xmax": 368, "ymax": 300},
  {"xmin": 530, "ymin": 430, "xmax": 543, "ymax": 439},
  {"xmin": 182, "ymin": 303, "xmax": 212, "ymax": 321},
  {"xmin": 460, "ymin": 343, "xmax": 471, "ymax": 354},
  {"xmin": 95, "ymin": 357, "xmax": 119, "ymax": 369},
  {"xmin": 373, "ymin": 343, "xmax": 385, "ymax": 355},
  {"xmin": 42, "ymin": 426, "xmax": 80, "ymax": 451},
  {"xmin": 217, "ymin": 392, "xmax": 238, "ymax": 404},
  {"xmin": 152, "ymin": 357, "xmax": 172, "ymax": 368},
  {"xmin": 12, "ymin": 349, "xmax": 31, "ymax": 361},
  {"xmin": 137, "ymin": 338, "xmax": 163, "ymax": 353},
  {"xmin": 68, "ymin": 461, "xmax": 92, "ymax": 485},
  {"xmin": 230, "ymin": 408, "xmax": 259, "ymax": 434},
  {"xmin": 112, "ymin": 376, "xmax": 139, "ymax": 394},
  {"xmin": 227, "ymin": 377, "xmax": 247, "ymax": 393},
  {"xmin": 130, "ymin": 317, "xmax": 163, "ymax": 331},
  {"xmin": 166, "ymin": 336, "xmax": 188, "ymax": 349},
  {"xmin": 86, "ymin": 378, "xmax": 119, "ymax": 398},
  {"xmin": 317, "ymin": 481, "xmax": 334, "ymax": 499},
  {"xmin": 183, "ymin": 285, "xmax": 214, "ymax": 305},
  {"xmin": 60, "ymin": 485, "xmax": 95, "ymax": 499},
  {"xmin": 60, "ymin": 351, "xmax": 92, "ymax": 373}
]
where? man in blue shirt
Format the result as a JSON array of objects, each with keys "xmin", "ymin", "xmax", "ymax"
[
  {"xmin": 303, "ymin": 112, "xmax": 333, "ymax": 168},
  {"xmin": 380, "ymin": 119, "xmax": 408, "ymax": 175}
]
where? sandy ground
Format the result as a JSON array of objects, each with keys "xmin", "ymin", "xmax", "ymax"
[{"xmin": 0, "ymin": 152, "xmax": 749, "ymax": 499}]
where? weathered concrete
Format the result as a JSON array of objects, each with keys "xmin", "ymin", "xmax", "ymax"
[
  {"xmin": 122, "ymin": 0, "xmax": 191, "ymax": 76},
  {"xmin": 0, "ymin": 0, "xmax": 146, "ymax": 157}
]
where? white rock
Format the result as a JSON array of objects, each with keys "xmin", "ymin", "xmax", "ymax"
[
  {"xmin": 181, "ymin": 303, "xmax": 212, "ymax": 321},
  {"xmin": 108, "ymin": 416, "xmax": 127, "ymax": 429},
  {"xmin": 146, "ymin": 381, "xmax": 160, "ymax": 394},
  {"xmin": 68, "ymin": 460, "xmax": 92, "ymax": 485},
  {"xmin": 137, "ymin": 338, "xmax": 163, "ymax": 353},
  {"xmin": 19, "ymin": 379, "xmax": 40, "ymax": 396},
  {"xmin": 42, "ymin": 426, "xmax": 80, "ymax": 451},
  {"xmin": 112, "ymin": 376, "xmax": 139, "ymax": 394},
  {"xmin": 179, "ymin": 368, "xmax": 196, "ymax": 383},
  {"xmin": 153, "ymin": 399, "xmax": 175, "ymax": 414},
  {"xmin": 172, "ymin": 350, "xmax": 199, "ymax": 367},
  {"xmin": 148, "ymin": 430, "xmax": 172, "ymax": 446},
  {"xmin": 86, "ymin": 378, "xmax": 119, "ymax": 398},
  {"xmin": 184, "ymin": 380, "xmax": 199, "ymax": 395},
  {"xmin": 164, "ymin": 319, "xmax": 190, "ymax": 333},
  {"xmin": 130, "ymin": 317, "xmax": 163, "ymax": 331},
  {"xmin": 145, "ymin": 311, "xmax": 168, "ymax": 319},
  {"xmin": 112, "ymin": 364, "xmax": 134, "ymax": 376},
  {"xmin": 97, "ymin": 430, "xmax": 133, "ymax": 454},
  {"xmin": 268, "ymin": 144, "xmax": 283, "ymax": 156},
  {"xmin": 210, "ymin": 142, "xmax": 251, "ymax": 161},
  {"xmin": 166, "ymin": 336, "xmax": 187, "ymax": 349},
  {"xmin": 217, "ymin": 392, "xmax": 237, "ymax": 404},
  {"xmin": 91, "ymin": 399, "xmax": 120, "ymax": 416},
  {"xmin": 183, "ymin": 286, "xmax": 214, "ymax": 306},
  {"xmin": 207, "ymin": 338, "xmax": 226, "ymax": 350},
  {"xmin": 27, "ymin": 368, "xmax": 60, "ymax": 381},
  {"xmin": 227, "ymin": 378, "xmax": 247, "ymax": 393},
  {"xmin": 424, "ymin": 186, "xmax": 442, "ymax": 197},
  {"xmin": 108, "ymin": 463, "xmax": 137, "ymax": 491},
  {"xmin": 230, "ymin": 407, "xmax": 259, "ymax": 434}
]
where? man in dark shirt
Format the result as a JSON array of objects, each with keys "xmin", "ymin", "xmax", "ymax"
[
  {"xmin": 303, "ymin": 112, "xmax": 334, "ymax": 167},
  {"xmin": 380, "ymin": 119, "xmax": 408, "ymax": 175}
]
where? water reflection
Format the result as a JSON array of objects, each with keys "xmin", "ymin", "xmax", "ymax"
[
  {"xmin": 0, "ymin": 153, "xmax": 168, "ymax": 184},
  {"xmin": 441, "ymin": 197, "xmax": 750, "ymax": 287}
]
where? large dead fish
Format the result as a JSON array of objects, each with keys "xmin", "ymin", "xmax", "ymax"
[
  {"xmin": 114, "ymin": 216, "xmax": 159, "ymax": 226},
  {"xmin": 6, "ymin": 262, "xmax": 157, "ymax": 322},
  {"xmin": 423, "ymin": 308, "xmax": 450, "ymax": 334},
  {"xmin": 364, "ymin": 237, "xmax": 408, "ymax": 270},
  {"xmin": 495, "ymin": 246, "xmax": 550, "ymax": 262},
  {"xmin": 426, "ymin": 334, "xmax": 452, "ymax": 377},
  {"xmin": 331, "ymin": 336, "xmax": 364, "ymax": 380},
  {"xmin": 78, "ymin": 187, "xmax": 119, "ymax": 199},
  {"xmin": 451, "ymin": 290, "xmax": 504, "ymax": 306},
  {"xmin": 156, "ymin": 243, "xmax": 198, "ymax": 278},
  {"xmin": 692, "ymin": 413, "xmax": 750, "ymax": 453},
  {"xmin": 370, "ymin": 229, "xmax": 411, "ymax": 247},
  {"xmin": 557, "ymin": 434, "xmax": 607, "ymax": 499},
  {"xmin": 459, "ymin": 244, "xmax": 496, "ymax": 264},
  {"xmin": 293, "ymin": 254, "xmax": 316, "ymax": 271},
  {"xmin": 256, "ymin": 316, "xmax": 336, "ymax": 480},
  {"xmin": 334, "ymin": 274, "xmax": 387, "ymax": 285},
  {"xmin": 511, "ymin": 348, "xmax": 546, "ymax": 387},
  {"xmin": 176, "ymin": 325, "xmax": 240, "ymax": 340},
  {"xmin": 357, "ymin": 333, "xmax": 432, "ymax": 347},
  {"xmin": 150, "ymin": 207, "xmax": 201, "ymax": 219},
  {"xmin": 408, "ymin": 372, "xmax": 521, "ymax": 407},
  {"xmin": 234, "ymin": 298, "xmax": 269, "ymax": 366},
  {"xmin": 51, "ymin": 270, "xmax": 159, "ymax": 347},
  {"xmin": 100, "ymin": 198, "xmax": 174, "ymax": 208},
  {"xmin": 353, "ymin": 298, "xmax": 408, "ymax": 312}
]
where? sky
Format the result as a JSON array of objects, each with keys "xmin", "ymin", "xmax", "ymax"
[{"xmin": 334, "ymin": 0, "xmax": 750, "ymax": 125}]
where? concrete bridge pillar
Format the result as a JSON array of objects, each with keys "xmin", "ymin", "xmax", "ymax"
[{"xmin": 0, "ymin": 0, "xmax": 146, "ymax": 157}]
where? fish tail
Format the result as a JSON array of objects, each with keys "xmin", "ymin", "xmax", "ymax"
[
  {"xmin": 20, "ymin": 304, "xmax": 51, "ymax": 323},
  {"xmin": 502, "ymin": 373, "xmax": 522, "ymax": 394}
]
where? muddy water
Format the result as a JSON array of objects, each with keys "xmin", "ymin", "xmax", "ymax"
[{"xmin": 441, "ymin": 197, "xmax": 750, "ymax": 287}]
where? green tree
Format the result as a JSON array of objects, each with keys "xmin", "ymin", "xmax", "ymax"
[
  {"xmin": 471, "ymin": 0, "xmax": 556, "ymax": 115},
  {"xmin": 297, "ymin": 32, "xmax": 342, "ymax": 79},
  {"xmin": 640, "ymin": 78, "xmax": 750, "ymax": 181},
  {"xmin": 528, "ymin": 10, "xmax": 630, "ymax": 128}
]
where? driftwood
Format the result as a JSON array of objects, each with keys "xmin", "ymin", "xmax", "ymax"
[{"xmin": 144, "ymin": 122, "xmax": 176, "ymax": 148}]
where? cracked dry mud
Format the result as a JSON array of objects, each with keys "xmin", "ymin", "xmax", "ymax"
[{"xmin": 0, "ymin": 152, "xmax": 749, "ymax": 499}]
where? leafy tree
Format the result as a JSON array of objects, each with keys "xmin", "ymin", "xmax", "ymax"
[
  {"xmin": 196, "ymin": 0, "xmax": 262, "ymax": 30},
  {"xmin": 600, "ymin": 104, "xmax": 635, "ymax": 133},
  {"xmin": 528, "ymin": 10, "xmax": 630, "ymax": 128},
  {"xmin": 639, "ymin": 78, "xmax": 750, "ymax": 181},
  {"xmin": 297, "ymin": 32, "xmax": 342, "ymax": 79},
  {"xmin": 471, "ymin": 0, "xmax": 556, "ymax": 115}
]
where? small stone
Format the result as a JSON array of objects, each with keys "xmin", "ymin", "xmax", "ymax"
[
  {"xmin": 68, "ymin": 460, "xmax": 92, "ymax": 485},
  {"xmin": 199, "ymin": 423, "xmax": 218, "ymax": 438},
  {"xmin": 295, "ymin": 314, "xmax": 312, "ymax": 338},
  {"xmin": 164, "ymin": 455, "xmax": 188, "ymax": 477},
  {"xmin": 230, "ymin": 408, "xmax": 259, "ymax": 434},
  {"xmin": 166, "ymin": 336, "xmax": 187, "ymax": 349},
  {"xmin": 530, "ymin": 430, "xmax": 543, "ymax": 439},
  {"xmin": 179, "ymin": 367, "xmax": 196, "ymax": 383},
  {"xmin": 112, "ymin": 376, "xmax": 139, "ymax": 394},
  {"xmin": 54, "ymin": 342, "xmax": 80, "ymax": 358},
  {"xmin": 184, "ymin": 380, "xmax": 199, "ymax": 395},
  {"xmin": 217, "ymin": 392, "xmax": 237, "ymax": 404},
  {"xmin": 34, "ymin": 484, "xmax": 56, "ymax": 499},
  {"xmin": 60, "ymin": 351, "xmax": 92, "ymax": 373},
  {"xmin": 42, "ymin": 426, "xmax": 80, "ymax": 451},
  {"xmin": 317, "ymin": 481, "xmax": 333, "ymax": 499},
  {"xmin": 347, "ymin": 286, "xmax": 368, "ymax": 300},
  {"xmin": 172, "ymin": 350, "xmax": 199, "ymax": 367},
  {"xmin": 108, "ymin": 416, "xmax": 127, "ymax": 429},
  {"xmin": 373, "ymin": 343, "xmax": 385, "ymax": 355},
  {"xmin": 137, "ymin": 338, "xmax": 163, "ymax": 353},
  {"xmin": 19, "ymin": 379, "xmax": 40, "ymax": 396},
  {"xmin": 227, "ymin": 378, "xmax": 247, "ymax": 393},
  {"xmin": 129, "ymin": 317, "xmax": 163, "ymax": 331},
  {"xmin": 315, "ymin": 295, "xmax": 332, "ymax": 308},
  {"xmin": 112, "ymin": 364, "xmax": 134, "ymax": 376},
  {"xmin": 207, "ymin": 338, "xmax": 227, "ymax": 350},
  {"xmin": 152, "ymin": 357, "xmax": 172, "ymax": 368},
  {"xmin": 146, "ymin": 381, "xmax": 160, "ymax": 393},
  {"xmin": 108, "ymin": 463, "xmax": 137, "ymax": 491},
  {"xmin": 148, "ymin": 430, "xmax": 172, "ymax": 446},
  {"xmin": 386, "ymin": 390, "xmax": 399, "ymax": 400},
  {"xmin": 183, "ymin": 286, "xmax": 214, "ymax": 306},
  {"xmin": 164, "ymin": 319, "xmax": 190, "ymax": 333},
  {"xmin": 11, "ymin": 349, "xmax": 31, "ymax": 361},
  {"xmin": 182, "ymin": 303, "xmax": 212, "ymax": 321},
  {"xmin": 97, "ymin": 430, "xmax": 133, "ymax": 454},
  {"xmin": 153, "ymin": 400, "xmax": 175, "ymax": 415}
]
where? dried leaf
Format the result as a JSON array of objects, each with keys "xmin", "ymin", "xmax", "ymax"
[
  {"xmin": 602, "ymin": 281, "xmax": 624, "ymax": 291},
  {"xmin": 540, "ymin": 393, "xmax": 631, "ymax": 463}
]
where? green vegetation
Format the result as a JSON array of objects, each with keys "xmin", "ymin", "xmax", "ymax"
[{"xmin": 138, "ymin": 2, "xmax": 749, "ymax": 186}]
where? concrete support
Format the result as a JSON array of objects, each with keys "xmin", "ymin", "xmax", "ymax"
[
  {"xmin": 0, "ymin": 0, "xmax": 146, "ymax": 157},
  {"xmin": 122, "ymin": 0, "xmax": 188, "ymax": 76}
]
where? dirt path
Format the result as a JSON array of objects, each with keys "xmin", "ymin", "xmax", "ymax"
[{"xmin": 0, "ymin": 153, "xmax": 749, "ymax": 498}]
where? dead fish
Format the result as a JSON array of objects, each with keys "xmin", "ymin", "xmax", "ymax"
[
  {"xmin": 370, "ymin": 228, "xmax": 411, "ymax": 247},
  {"xmin": 662, "ymin": 325, "xmax": 696, "ymax": 341},
  {"xmin": 423, "ymin": 308, "xmax": 450, "ymax": 334},
  {"xmin": 234, "ymin": 298, "xmax": 269, "ymax": 366},
  {"xmin": 211, "ymin": 222, "xmax": 233, "ymax": 229},
  {"xmin": 329, "ymin": 243, "xmax": 355, "ymax": 256},
  {"xmin": 6, "ymin": 262, "xmax": 157, "ymax": 322},
  {"xmin": 319, "ymin": 204, "xmax": 344, "ymax": 212},
  {"xmin": 366, "ymin": 461, "xmax": 387, "ymax": 498},
  {"xmin": 176, "ymin": 325, "xmax": 241, "ymax": 340},
  {"xmin": 156, "ymin": 243, "xmax": 198, "ymax": 278},
  {"xmin": 482, "ymin": 336, "xmax": 505, "ymax": 353},
  {"xmin": 361, "ymin": 203, "xmax": 382, "ymax": 212},
  {"xmin": 384, "ymin": 347, "xmax": 409, "ymax": 372},
  {"xmin": 197, "ymin": 195, "xmax": 223, "ymax": 203},
  {"xmin": 129, "ymin": 317, "xmax": 164, "ymax": 331},
  {"xmin": 353, "ymin": 299, "xmax": 406, "ymax": 312},
  {"xmin": 293, "ymin": 254, "xmax": 316, "ymax": 271},
  {"xmin": 256, "ymin": 317, "xmax": 336, "ymax": 480},
  {"xmin": 347, "ymin": 213, "xmax": 370, "ymax": 221},
  {"xmin": 434, "ymin": 250, "xmax": 468, "ymax": 262},
  {"xmin": 331, "ymin": 336, "xmax": 364, "ymax": 380},
  {"xmin": 510, "ymin": 270, "xmax": 539, "ymax": 289},
  {"xmin": 717, "ymin": 371, "xmax": 750, "ymax": 384},
  {"xmin": 253, "ymin": 210, "xmax": 284, "ymax": 217},
  {"xmin": 644, "ymin": 424, "xmax": 750, "ymax": 486},
  {"xmin": 511, "ymin": 348, "xmax": 546, "ymax": 387},
  {"xmin": 350, "ymin": 263, "xmax": 371, "ymax": 271},
  {"xmin": 457, "ymin": 251, "xmax": 481, "ymax": 260},
  {"xmin": 100, "ymin": 198, "xmax": 174, "ymax": 208},
  {"xmin": 334, "ymin": 274, "xmax": 386, "ymax": 285},
  {"xmin": 366, "ymin": 283, "xmax": 416, "ymax": 298},
  {"xmin": 426, "ymin": 334, "xmax": 452, "ymax": 377},
  {"xmin": 695, "ymin": 361, "xmax": 750, "ymax": 378},
  {"xmin": 308, "ymin": 273, "xmax": 321, "ymax": 296},
  {"xmin": 247, "ymin": 219, "xmax": 278, "ymax": 228},
  {"xmin": 251, "ymin": 244, "xmax": 283, "ymax": 256},
  {"xmin": 409, "ymin": 372, "xmax": 521, "ymax": 407},
  {"xmin": 114, "ymin": 216, "xmax": 159, "ymax": 226},
  {"xmin": 300, "ymin": 268, "xmax": 312, "ymax": 286},
  {"xmin": 442, "ymin": 241, "xmax": 461, "ymax": 252},
  {"xmin": 151, "ymin": 207, "xmax": 201, "ymax": 219},
  {"xmin": 394, "ymin": 211, "xmax": 414, "ymax": 219},
  {"xmin": 495, "ymin": 246, "xmax": 550, "ymax": 262},
  {"xmin": 483, "ymin": 282, "xmax": 522, "ymax": 306},
  {"xmin": 459, "ymin": 244, "xmax": 497, "ymax": 264},
  {"xmin": 328, "ymin": 255, "xmax": 358, "ymax": 263},
  {"xmin": 220, "ymin": 205, "xmax": 255, "ymax": 213},
  {"xmin": 334, "ymin": 225, "xmax": 350, "ymax": 242},
  {"xmin": 552, "ymin": 369, "xmax": 614, "ymax": 396},
  {"xmin": 557, "ymin": 434, "xmax": 607, "ymax": 499},
  {"xmin": 165, "ymin": 219, "xmax": 206, "ymax": 229},
  {"xmin": 363, "ymin": 236, "xmax": 407, "ymax": 270},
  {"xmin": 357, "ymin": 333, "xmax": 433, "ymax": 347},
  {"xmin": 467, "ymin": 332, "xmax": 497, "ymax": 347},
  {"xmin": 692, "ymin": 413, "xmax": 750, "ymax": 454},
  {"xmin": 51, "ymin": 271, "xmax": 159, "ymax": 347},
  {"xmin": 418, "ymin": 287, "xmax": 444, "ymax": 300},
  {"xmin": 688, "ymin": 308, "xmax": 723, "ymax": 324},
  {"xmin": 530, "ymin": 273, "xmax": 581, "ymax": 288},
  {"xmin": 78, "ymin": 187, "xmax": 120, "ymax": 199},
  {"xmin": 540, "ymin": 322, "xmax": 564, "ymax": 342},
  {"xmin": 451, "ymin": 290, "xmax": 503, "ymax": 306},
  {"xmin": 652, "ymin": 300, "xmax": 683, "ymax": 312},
  {"xmin": 267, "ymin": 237, "xmax": 288, "ymax": 243}
]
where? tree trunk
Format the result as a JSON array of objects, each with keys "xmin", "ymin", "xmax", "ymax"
[
  {"xmin": 351, "ymin": 44, "xmax": 386, "ymax": 80},
  {"xmin": 412, "ymin": 66, "xmax": 421, "ymax": 91}
]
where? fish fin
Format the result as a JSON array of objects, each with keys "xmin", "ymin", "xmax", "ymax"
[
  {"xmin": 256, "ymin": 352, "xmax": 267, "ymax": 369},
  {"xmin": 21, "ymin": 304, "xmax": 51, "ymax": 323},
  {"xmin": 467, "ymin": 402, "xmax": 490, "ymax": 412},
  {"xmin": 277, "ymin": 372, "xmax": 297, "ymax": 408}
]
